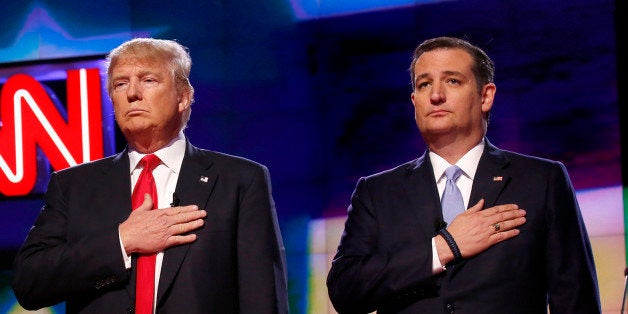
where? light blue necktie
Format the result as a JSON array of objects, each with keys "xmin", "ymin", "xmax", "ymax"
[{"xmin": 441, "ymin": 165, "xmax": 465, "ymax": 226}]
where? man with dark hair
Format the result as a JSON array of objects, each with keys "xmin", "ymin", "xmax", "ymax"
[{"xmin": 327, "ymin": 36, "xmax": 600, "ymax": 313}]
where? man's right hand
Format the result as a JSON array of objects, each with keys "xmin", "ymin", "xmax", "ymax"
[
  {"xmin": 119, "ymin": 193, "xmax": 207, "ymax": 255},
  {"xmin": 436, "ymin": 199, "xmax": 526, "ymax": 265}
]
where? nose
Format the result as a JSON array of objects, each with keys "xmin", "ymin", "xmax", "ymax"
[
  {"xmin": 429, "ymin": 82, "xmax": 445, "ymax": 105},
  {"xmin": 126, "ymin": 81, "xmax": 142, "ymax": 102}
]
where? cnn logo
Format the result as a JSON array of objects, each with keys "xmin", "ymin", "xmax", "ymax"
[{"xmin": 0, "ymin": 62, "xmax": 113, "ymax": 197}]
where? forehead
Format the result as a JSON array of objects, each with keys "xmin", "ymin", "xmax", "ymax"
[
  {"xmin": 414, "ymin": 48, "xmax": 474, "ymax": 75},
  {"xmin": 110, "ymin": 56, "xmax": 170, "ymax": 76}
]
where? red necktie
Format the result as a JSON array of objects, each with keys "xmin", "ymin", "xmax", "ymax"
[{"xmin": 131, "ymin": 154, "xmax": 160, "ymax": 314}]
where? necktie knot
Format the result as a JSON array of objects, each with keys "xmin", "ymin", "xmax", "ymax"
[
  {"xmin": 445, "ymin": 165, "xmax": 462, "ymax": 182},
  {"xmin": 441, "ymin": 165, "xmax": 465, "ymax": 226},
  {"xmin": 140, "ymin": 154, "xmax": 161, "ymax": 173}
]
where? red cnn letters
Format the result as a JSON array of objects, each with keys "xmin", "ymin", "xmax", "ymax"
[{"xmin": 0, "ymin": 68, "xmax": 104, "ymax": 196}]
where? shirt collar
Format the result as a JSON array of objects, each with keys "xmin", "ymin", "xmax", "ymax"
[
  {"xmin": 430, "ymin": 139, "xmax": 485, "ymax": 183},
  {"xmin": 128, "ymin": 132, "xmax": 187, "ymax": 174}
]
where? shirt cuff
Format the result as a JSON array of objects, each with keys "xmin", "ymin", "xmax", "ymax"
[
  {"xmin": 118, "ymin": 229, "xmax": 132, "ymax": 269},
  {"xmin": 431, "ymin": 237, "xmax": 446, "ymax": 274}
]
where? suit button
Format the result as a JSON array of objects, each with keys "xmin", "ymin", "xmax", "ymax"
[{"xmin": 446, "ymin": 303, "xmax": 454, "ymax": 313}]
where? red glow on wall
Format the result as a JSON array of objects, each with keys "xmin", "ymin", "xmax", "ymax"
[{"xmin": 0, "ymin": 68, "xmax": 104, "ymax": 196}]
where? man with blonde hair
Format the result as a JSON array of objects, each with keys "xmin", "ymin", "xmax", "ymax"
[{"xmin": 13, "ymin": 38, "xmax": 288, "ymax": 314}]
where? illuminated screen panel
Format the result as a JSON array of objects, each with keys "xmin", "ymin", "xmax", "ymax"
[
  {"xmin": 0, "ymin": 56, "xmax": 115, "ymax": 198},
  {"xmin": 0, "ymin": 56, "xmax": 115, "ymax": 312},
  {"xmin": 288, "ymin": 0, "xmax": 449, "ymax": 19}
]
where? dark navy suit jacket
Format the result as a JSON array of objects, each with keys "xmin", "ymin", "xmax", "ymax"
[
  {"xmin": 327, "ymin": 140, "xmax": 600, "ymax": 313},
  {"xmin": 13, "ymin": 141, "xmax": 288, "ymax": 313}
]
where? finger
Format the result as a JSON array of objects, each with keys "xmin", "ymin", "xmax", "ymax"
[
  {"xmin": 133, "ymin": 194, "xmax": 154, "ymax": 211},
  {"xmin": 489, "ymin": 222, "xmax": 502, "ymax": 233},
  {"xmin": 498, "ymin": 204, "xmax": 520, "ymax": 212},
  {"xmin": 489, "ymin": 216, "xmax": 526, "ymax": 236},
  {"xmin": 500, "ymin": 217, "xmax": 527, "ymax": 230},
  {"xmin": 482, "ymin": 203, "xmax": 519, "ymax": 217},
  {"xmin": 165, "ymin": 234, "xmax": 198, "ymax": 247},
  {"xmin": 466, "ymin": 199, "xmax": 485, "ymax": 213},
  {"xmin": 490, "ymin": 228, "xmax": 520, "ymax": 243},
  {"xmin": 492, "ymin": 209, "xmax": 526, "ymax": 224},
  {"xmin": 169, "ymin": 219, "xmax": 204, "ymax": 235},
  {"xmin": 164, "ymin": 205, "xmax": 199, "ymax": 216},
  {"xmin": 172, "ymin": 210, "xmax": 207, "ymax": 225}
]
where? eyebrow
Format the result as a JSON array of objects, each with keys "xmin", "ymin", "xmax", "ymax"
[
  {"xmin": 415, "ymin": 70, "xmax": 466, "ymax": 83},
  {"xmin": 137, "ymin": 69, "xmax": 160, "ymax": 78},
  {"xmin": 111, "ymin": 69, "xmax": 160, "ymax": 81},
  {"xmin": 417, "ymin": 70, "xmax": 465, "ymax": 78}
]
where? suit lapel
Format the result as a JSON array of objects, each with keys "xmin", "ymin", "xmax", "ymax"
[
  {"xmin": 95, "ymin": 149, "xmax": 138, "ymax": 301},
  {"xmin": 402, "ymin": 151, "xmax": 443, "ymax": 238},
  {"xmin": 157, "ymin": 141, "xmax": 217, "ymax": 304},
  {"xmin": 105, "ymin": 149, "xmax": 133, "ymax": 224},
  {"xmin": 469, "ymin": 140, "xmax": 510, "ymax": 209},
  {"xmin": 445, "ymin": 140, "xmax": 511, "ymax": 277}
]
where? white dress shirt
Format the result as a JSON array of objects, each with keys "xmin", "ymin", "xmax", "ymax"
[
  {"xmin": 429, "ymin": 139, "xmax": 485, "ymax": 273},
  {"xmin": 119, "ymin": 131, "xmax": 186, "ymax": 311}
]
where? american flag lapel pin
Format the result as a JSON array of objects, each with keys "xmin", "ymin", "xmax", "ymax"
[
  {"xmin": 493, "ymin": 176, "xmax": 503, "ymax": 182},
  {"xmin": 199, "ymin": 176, "xmax": 209, "ymax": 183}
]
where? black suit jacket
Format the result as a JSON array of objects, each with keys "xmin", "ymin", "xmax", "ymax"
[
  {"xmin": 327, "ymin": 140, "xmax": 600, "ymax": 313},
  {"xmin": 12, "ymin": 141, "xmax": 289, "ymax": 313}
]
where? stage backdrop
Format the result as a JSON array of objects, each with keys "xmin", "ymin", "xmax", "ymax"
[{"xmin": 0, "ymin": 0, "xmax": 621, "ymax": 313}]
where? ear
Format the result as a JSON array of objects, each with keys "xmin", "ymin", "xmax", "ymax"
[
  {"xmin": 410, "ymin": 91, "xmax": 417, "ymax": 107},
  {"xmin": 177, "ymin": 89, "xmax": 192, "ymax": 113},
  {"xmin": 480, "ymin": 83, "xmax": 496, "ymax": 113}
]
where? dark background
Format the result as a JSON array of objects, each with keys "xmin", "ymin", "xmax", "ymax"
[{"xmin": 0, "ymin": 0, "xmax": 622, "ymax": 312}]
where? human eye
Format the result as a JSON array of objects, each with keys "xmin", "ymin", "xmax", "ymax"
[
  {"xmin": 416, "ymin": 80, "xmax": 431, "ymax": 89},
  {"xmin": 446, "ymin": 78, "xmax": 462, "ymax": 85},
  {"xmin": 142, "ymin": 76, "xmax": 159, "ymax": 86},
  {"xmin": 112, "ymin": 81, "xmax": 128, "ymax": 92}
]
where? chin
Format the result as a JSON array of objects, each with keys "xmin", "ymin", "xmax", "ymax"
[
  {"xmin": 121, "ymin": 125, "xmax": 151, "ymax": 137},
  {"xmin": 421, "ymin": 123, "xmax": 454, "ymax": 134}
]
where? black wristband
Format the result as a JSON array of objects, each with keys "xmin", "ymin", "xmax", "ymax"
[{"xmin": 438, "ymin": 228, "xmax": 463, "ymax": 263}]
